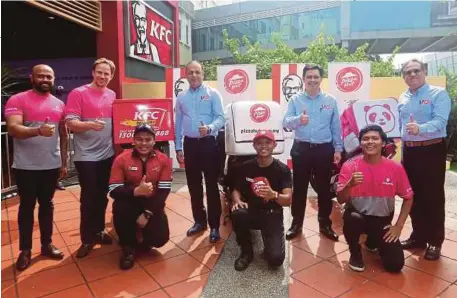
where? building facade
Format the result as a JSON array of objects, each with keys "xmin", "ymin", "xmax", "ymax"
[{"xmin": 179, "ymin": 0, "xmax": 195, "ymax": 66}]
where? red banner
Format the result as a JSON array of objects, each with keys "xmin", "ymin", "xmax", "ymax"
[
  {"xmin": 112, "ymin": 99, "xmax": 175, "ymax": 144},
  {"xmin": 127, "ymin": 0, "xmax": 173, "ymax": 67}
]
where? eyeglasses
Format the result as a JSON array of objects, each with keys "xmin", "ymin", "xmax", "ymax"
[{"xmin": 404, "ymin": 69, "xmax": 422, "ymax": 76}]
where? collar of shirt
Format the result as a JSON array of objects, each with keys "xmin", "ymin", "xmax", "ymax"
[
  {"xmin": 131, "ymin": 148, "xmax": 156, "ymax": 160},
  {"xmin": 407, "ymin": 82, "xmax": 429, "ymax": 96},
  {"xmin": 303, "ymin": 89, "xmax": 322, "ymax": 100},
  {"xmin": 188, "ymin": 84, "xmax": 205, "ymax": 94}
]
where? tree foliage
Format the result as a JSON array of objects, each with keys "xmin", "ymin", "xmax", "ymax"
[
  {"xmin": 217, "ymin": 29, "xmax": 399, "ymax": 79},
  {"xmin": 201, "ymin": 58, "xmax": 220, "ymax": 80}
]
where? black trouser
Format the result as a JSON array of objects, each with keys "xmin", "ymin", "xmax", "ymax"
[
  {"xmin": 14, "ymin": 168, "xmax": 60, "ymax": 251},
  {"xmin": 112, "ymin": 196, "xmax": 169, "ymax": 248},
  {"xmin": 232, "ymin": 207, "xmax": 285, "ymax": 267},
  {"xmin": 403, "ymin": 140, "xmax": 446, "ymax": 247},
  {"xmin": 290, "ymin": 141, "xmax": 334, "ymax": 227},
  {"xmin": 183, "ymin": 136, "xmax": 221, "ymax": 229},
  {"xmin": 343, "ymin": 208, "xmax": 404, "ymax": 273},
  {"xmin": 75, "ymin": 157, "xmax": 114, "ymax": 244}
]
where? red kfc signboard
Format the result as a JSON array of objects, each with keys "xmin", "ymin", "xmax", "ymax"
[
  {"xmin": 127, "ymin": 0, "xmax": 174, "ymax": 67},
  {"xmin": 112, "ymin": 99, "xmax": 175, "ymax": 144}
]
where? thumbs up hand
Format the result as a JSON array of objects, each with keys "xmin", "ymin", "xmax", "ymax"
[
  {"xmin": 39, "ymin": 117, "xmax": 56, "ymax": 137},
  {"xmin": 134, "ymin": 175, "xmax": 154, "ymax": 197},
  {"xmin": 300, "ymin": 108, "xmax": 309, "ymax": 125},
  {"xmin": 406, "ymin": 113, "xmax": 419, "ymax": 135}
]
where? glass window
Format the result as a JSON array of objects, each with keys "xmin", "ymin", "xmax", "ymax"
[
  {"xmin": 186, "ymin": 24, "xmax": 189, "ymax": 44},
  {"xmin": 179, "ymin": 20, "xmax": 182, "ymax": 41}
]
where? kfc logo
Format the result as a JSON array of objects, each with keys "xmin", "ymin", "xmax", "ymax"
[
  {"xmin": 224, "ymin": 69, "xmax": 249, "ymax": 94},
  {"xmin": 174, "ymin": 77, "xmax": 189, "ymax": 97},
  {"xmin": 121, "ymin": 108, "xmax": 167, "ymax": 127},
  {"xmin": 282, "ymin": 74, "xmax": 303, "ymax": 101},
  {"xmin": 250, "ymin": 177, "xmax": 270, "ymax": 197},
  {"xmin": 250, "ymin": 104, "xmax": 270, "ymax": 123},
  {"xmin": 336, "ymin": 67, "xmax": 363, "ymax": 93},
  {"xmin": 364, "ymin": 104, "xmax": 396, "ymax": 133}
]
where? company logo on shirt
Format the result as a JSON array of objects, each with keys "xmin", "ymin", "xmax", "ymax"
[
  {"xmin": 250, "ymin": 177, "xmax": 270, "ymax": 197},
  {"xmin": 420, "ymin": 99, "xmax": 431, "ymax": 105},
  {"xmin": 224, "ymin": 69, "xmax": 249, "ymax": 94},
  {"xmin": 249, "ymin": 104, "xmax": 270, "ymax": 123},
  {"xmin": 128, "ymin": 166, "xmax": 138, "ymax": 171},
  {"xmin": 382, "ymin": 177, "xmax": 393, "ymax": 186},
  {"xmin": 336, "ymin": 67, "xmax": 363, "ymax": 93},
  {"xmin": 200, "ymin": 95, "xmax": 210, "ymax": 100},
  {"xmin": 321, "ymin": 104, "xmax": 332, "ymax": 110}
]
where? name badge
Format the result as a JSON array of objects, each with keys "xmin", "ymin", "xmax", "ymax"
[
  {"xmin": 128, "ymin": 166, "xmax": 138, "ymax": 171},
  {"xmin": 201, "ymin": 95, "xmax": 210, "ymax": 101}
]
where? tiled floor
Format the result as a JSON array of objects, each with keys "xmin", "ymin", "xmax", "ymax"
[{"xmin": 2, "ymin": 185, "xmax": 457, "ymax": 297}]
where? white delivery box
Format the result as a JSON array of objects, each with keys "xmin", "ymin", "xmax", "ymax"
[{"xmin": 225, "ymin": 101, "xmax": 284, "ymax": 156}]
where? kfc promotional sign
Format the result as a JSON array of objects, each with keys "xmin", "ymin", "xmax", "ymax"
[
  {"xmin": 217, "ymin": 64, "xmax": 256, "ymax": 106},
  {"xmin": 127, "ymin": 0, "xmax": 174, "ymax": 67},
  {"xmin": 112, "ymin": 99, "xmax": 174, "ymax": 144},
  {"xmin": 329, "ymin": 62, "xmax": 370, "ymax": 115}
]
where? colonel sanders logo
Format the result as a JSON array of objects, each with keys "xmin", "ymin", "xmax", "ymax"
[
  {"xmin": 250, "ymin": 177, "xmax": 270, "ymax": 197},
  {"xmin": 364, "ymin": 104, "xmax": 396, "ymax": 133},
  {"xmin": 336, "ymin": 67, "xmax": 363, "ymax": 93},
  {"xmin": 282, "ymin": 74, "xmax": 303, "ymax": 101},
  {"xmin": 224, "ymin": 69, "xmax": 249, "ymax": 94},
  {"xmin": 174, "ymin": 77, "xmax": 189, "ymax": 97},
  {"xmin": 250, "ymin": 104, "xmax": 270, "ymax": 123}
]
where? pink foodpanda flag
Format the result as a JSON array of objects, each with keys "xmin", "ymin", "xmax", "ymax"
[{"xmin": 340, "ymin": 105, "xmax": 360, "ymax": 153}]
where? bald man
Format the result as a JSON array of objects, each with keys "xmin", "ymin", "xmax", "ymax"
[{"xmin": 5, "ymin": 65, "xmax": 68, "ymax": 271}]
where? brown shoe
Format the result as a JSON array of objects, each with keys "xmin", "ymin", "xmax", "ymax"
[{"xmin": 16, "ymin": 250, "xmax": 32, "ymax": 271}]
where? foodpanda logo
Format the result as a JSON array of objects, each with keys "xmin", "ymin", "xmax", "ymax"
[
  {"xmin": 336, "ymin": 67, "xmax": 363, "ymax": 93},
  {"xmin": 174, "ymin": 77, "xmax": 189, "ymax": 97},
  {"xmin": 364, "ymin": 104, "xmax": 396, "ymax": 133},
  {"xmin": 249, "ymin": 104, "xmax": 270, "ymax": 123},
  {"xmin": 224, "ymin": 69, "xmax": 249, "ymax": 94}
]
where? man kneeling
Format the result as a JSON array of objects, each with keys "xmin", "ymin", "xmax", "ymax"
[
  {"xmin": 337, "ymin": 125, "xmax": 413, "ymax": 273},
  {"xmin": 109, "ymin": 124, "xmax": 172, "ymax": 270},
  {"xmin": 231, "ymin": 130, "xmax": 292, "ymax": 271}
]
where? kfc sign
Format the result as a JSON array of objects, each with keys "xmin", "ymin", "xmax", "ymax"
[
  {"xmin": 250, "ymin": 104, "xmax": 270, "ymax": 123},
  {"xmin": 127, "ymin": 0, "xmax": 174, "ymax": 67},
  {"xmin": 336, "ymin": 67, "xmax": 363, "ymax": 93},
  {"xmin": 224, "ymin": 69, "xmax": 249, "ymax": 94}
]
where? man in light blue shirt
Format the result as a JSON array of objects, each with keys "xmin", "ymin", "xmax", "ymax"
[
  {"xmin": 283, "ymin": 63, "xmax": 343, "ymax": 242},
  {"xmin": 398, "ymin": 59, "xmax": 451, "ymax": 261},
  {"xmin": 175, "ymin": 61, "xmax": 225, "ymax": 243}
]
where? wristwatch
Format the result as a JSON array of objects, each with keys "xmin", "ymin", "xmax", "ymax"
[
  {"xmin": 274, "ymin": 191, "xmax": 279, "ymax": 200},
  {"xmin": 143, "ymin": 210, "xmax": 153, "ymax": 219}
]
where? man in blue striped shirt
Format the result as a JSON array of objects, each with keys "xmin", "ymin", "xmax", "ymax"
[
  {"xmin": 283, "ymin": 64, "xmax": 343, "ymax": 241},
  {"xmin": 175, "ymin": 61, "xmax": 225, "ymax": 243},
  {"xmin": 398, "ymin": 59, "xmax": 451, "ymax": 261}
]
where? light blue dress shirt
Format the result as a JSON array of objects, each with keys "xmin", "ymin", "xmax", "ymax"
[
  {"xmin": 283, "ymin": 90, "xmax": 343, "ymax": 152},
  {"xmin": 174, "ymin": 84, "xmax": 225, "ymax": 151},
  {"xmin": 398, "ymin": 83, "xmax": 451, "ymax": 142}
]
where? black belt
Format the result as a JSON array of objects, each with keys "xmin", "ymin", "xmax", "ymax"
[
  {"xmin": 296, "ymin": 140, "xmax": 332, "ymax": 148},
  {"xmin": 184, "ymin": 136, "xmax": 215, "ymax": 141},
  {"xmin": 259, "ymin": 208, "xmax": 283, "ymax": 215}
]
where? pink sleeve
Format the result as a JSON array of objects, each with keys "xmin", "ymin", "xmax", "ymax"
[
  {"xmin": 396, "ymin": 164, "xmax": 413, "ymax": 200},
  {"xmin": 65, "ymin": 90, "xmax": 82, "ymax": 120},
  {"xmin": 4, "ymin": 95, "xmax": 23, "ymax": 117},
  {"xmin": 336, "ymin": 162, "xmax": 352, "ymax": 193}
]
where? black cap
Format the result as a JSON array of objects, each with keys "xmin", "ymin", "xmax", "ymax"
[{"xmin": 134, "ymin": 123, "xmax": 155, "ymax": 137}]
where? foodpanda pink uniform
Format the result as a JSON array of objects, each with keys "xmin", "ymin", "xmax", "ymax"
[
  {"xmin": 4, "ymin": 90, "xmax": 64, "ymax": 251},
  {"xmin": 65, "ymin": 84, "xmax": 115, "ymax": 245}
]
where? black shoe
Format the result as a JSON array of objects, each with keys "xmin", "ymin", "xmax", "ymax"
[
  {"xmin": 349, "ymin": 252, "xmax": 365, "ymax": 272},
  {"xmin": 186, "ymin": 223, "xmax": 207, "ymax": 236},
  {"xmin": 41, "ymin": 244, "xmax": 64, "ymax": 259},
  {"xmin": 119, "ymin": 247, "xmax": 136, "ymax": 270},
  {"xmin": 319, "ymin": 225, "xmax": 339, "ymax": 241},
  {"xmin": 285, "ymin": 224, "xmax": 302, "ymax": 241},
  {"xmin": 364, "ymin": 240, "xmax": 378, "ymax": 253},
  {"xmin": 56, "ymin": 181, "xmax": 65, "ymax": 190},
  {"xmin": 95, "ymin": 231, "xmax": 113, "ymax": 245},
  {"xmin": 16, "ymin": 250, "xmax": 31, "ymax": 271},
  {"xmin": 400, "ymin": 238, "xmax": 426, "ymax": 250},
  {"xmin": 424, "ymin": 245, "xmax": 441, "ymax": 261},
  {"xmin": 234, "ymin": 250, "xmax": 253, "ymax": 271},
  {"xmin": 209, "ymin": 229, "xmax": 220, "ymax": 243},
  {"xmin": 76, "ymin": 244, "xmax": 94, "ymax": 258}
]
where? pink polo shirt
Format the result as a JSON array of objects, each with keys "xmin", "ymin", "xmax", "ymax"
[
  {"xmin": 337, "ymin": 155, "xmax": 413, "ymax": 217},
  {"xmin": 4, "ymin": 90, "xmax": 65, "ymax": 170},
  {"xmin": 65, "ymin": 84, "xmax": 115, "ymax": 162}
]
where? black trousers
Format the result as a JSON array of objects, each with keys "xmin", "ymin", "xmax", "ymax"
[
  {"xmin": 14, "ymin": 168, "xmax": 60, "ymax": 251},
  {"xmin": 290, "ymin": 141, "xmax": 334, "ymax": 226},
  {"xmin": 75, "ymin": 157, "xmax": 114, "ymax": 244},
  {"xmin": 183, "ymin": 136, "xmax": 221, "ymax": 229},
  {"xmin": 232, "ymin": 208, "xmax": 285, "ymax": 267},
  {"xmin": 343, "ymin": 208, "xmax": 404, "ymax": 273},
  {"xmin": 403, "ymin": 140, "xmax": 446, "ymax": 246},
  {"xmin": 112, "ymin": 197, "xmax": 169, "ymax": 248}
]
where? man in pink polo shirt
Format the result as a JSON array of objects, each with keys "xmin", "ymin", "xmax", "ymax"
[
  {"xmin": 337, "ymin": 125, "xmax": 413, "ymax": 273},
  {"xmin": 65, "ymin": 58, "xmax": 116, "ymax": 258},
  {"xmin": 5, "ymin": 64, "xmax": 68, "ymax": 271}
]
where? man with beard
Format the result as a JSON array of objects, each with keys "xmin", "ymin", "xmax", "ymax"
[
  {"xmin": 109, "ymin": 123, "xmax": 172, "ymax": 270},
  {"xmin": 5, "ymin": 65, "xmax": 68, "ymax": 270},
  {"xmin": 398, "ymin": 59, "xmax": 451, "ymax": 261},
  {"xmin": 283, "ymin": 63, "xmax": 343, "ymax": 241},
  {"xmin": 337, "ymin": 125, "xmax": 413, "ymax": 273},
  {"xmin": 231, "ymin": 130, "xmax": 292, "ymax": 271},
  {"xmin": 129, "ymin": 1, "xmax": 161, "ymax": 64},
  {"xmin": 175, "ymin": 60, "xmax": 224, "ymax": 243},
  {"xmin": 65, "ymin": 58, "xmax": 116, "ymax": 258}
]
